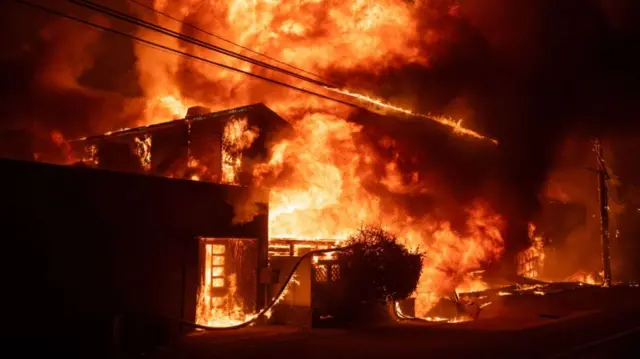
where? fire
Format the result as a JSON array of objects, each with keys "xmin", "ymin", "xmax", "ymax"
[
  {"xmin": 566, "ymin": 270, "xmax": 603, "ymax": 285},
  {"xmin": 134, "ymin": 134, "xmax": 152, "ymax": 172},
  {"xmin": 132, "ymin": 0, "xmax": 420, "ymax": 124},
  {"xmin": 221, "ymin": 117, "xmax": 259, "ymax": 184},
  {"xmin": 127, "ymin": 0, "xmax": 505, "ymax": 323},
  {"xmin": 252, "ymin": 113, "xmax": 504, "ymax": 317},
  {"xmin": 197, "ymin": 243, "xmax": 256, "ymax": 327},
  {"xmin": 456, "ymin": 272, "xmax": 489, "ymax": 294},
  {"xmin": 328, "ymin": 88, "xmax": 497, "ymax": 144},
  {"xmin": 517, "ymin": 223, "xmax": 546, "ymax": 279}
]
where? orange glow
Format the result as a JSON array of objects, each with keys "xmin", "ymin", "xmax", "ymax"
[
  {"xmin": 328, "ymin": 88, "xmax": 497, "ymax": 144},
  {"xmin": 134, "ymin": 134, "xmax": 152, "ymax": 172},
  {"xmin": 197, "ymin": 243, "xmax": 256, "ymax": 327},
  {"xmin": 211, "ymin": 278, "xmax": 225, "ymax": 288},
  {"xmin": 456, "ymin": 275, "xmax": 489, "ymax": 294},
  {"xmin": 251, "ymin": 113, "xmax": 504, "ymax": 317},
  {"xmin": 517, "ymin": 223, "xmax": 546, "ymax": 279},
  {"xmin": 211, "ymin": 255, "xmax": 224, "ymax": 266},
  {"xmin": 132, "ymin": 0, "xmax": 487, "ymax": 142},
  {"xmin": 130, "ymin": 1, "xmax": 505, "ymax": 323},
  {"xmin": 394, "ymin": 302, "xmax": 472, "ymax": 324},
  {"xmin": 211, "ymin": 267, "xmax": 224, "ymax": 277},
  {"xmin": 566, "ymin": 271, "xmax": 602, "ymax": 285},
  {"xmin": 211, "ymin": 244, "xmax": 226, "ymax": 255},
  {"xmin": 222, "ymin": 117, "xmax": 259, "ymax": 184},
  {"xmin": 134, "ymin": 0, "xmax": 425, "ymax": 126}
]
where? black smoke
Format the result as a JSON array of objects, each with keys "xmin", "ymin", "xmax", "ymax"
[
  {"xmin": 0, "ymin": 1, "xmax": 142, "ymax": 138},
  {"xmin": 329, "ymin": 0, "xmax": 640, "ymax": 258}
]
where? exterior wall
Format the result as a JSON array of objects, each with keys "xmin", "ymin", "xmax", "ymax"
[
  {"xmin": 70, "ymin": 103, "xmax": 292, "ymax": 185},
  {"xmin": 0, "ymin": 159, "xmax": 268, "ymax": 356}
]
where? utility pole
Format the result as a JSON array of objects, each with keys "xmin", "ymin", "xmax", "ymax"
[{"xmin": 594, "ymin": 138, "xmax": 612, "ymax": 287}]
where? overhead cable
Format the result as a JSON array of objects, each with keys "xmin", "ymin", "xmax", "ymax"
[
  {"xmin": 12, "ymin": 0, "xmax": 358, "ymax": 108},
  {"xmin": 126, "ymin": 0, "xmax": 332, "ymax": 84}
]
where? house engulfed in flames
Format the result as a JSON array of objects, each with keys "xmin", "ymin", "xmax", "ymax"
[
  {"xmin": 65, "ymin": 102, "xmax": 513, "ymax": 327},
  {"xmin": 68, "ymin": 103, "xmax": 339, "ymax": 326},
  {"xmin": 70, "ymin": 103, "xmax": 291, "ymax": 186}
]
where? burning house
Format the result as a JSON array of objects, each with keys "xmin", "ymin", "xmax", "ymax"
[
  {"xmin": 66, "ymin": 102, "xmax": 349, "ymax": 325},
  {"xmin": 69, "ymin": 103, "xmax": 291, "ymax": 185}
]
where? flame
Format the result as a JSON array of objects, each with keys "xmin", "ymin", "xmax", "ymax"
[
  {"xmin": 222, "ymin": 117, "xmax": 259, "ymax": 184},
  {"xmin": 82, "ymin": 144, "xmax": 99, "ymax": 166},
  {"xmin": 128, "ymin": 1, "xmax": 505, "ymax": 322},
  {"xmin": 517, "ymin": 223, "xmax": 546, "ymax": 279},
  {"xmin": 566, "ymin": 271, "xmax": 602, "ymax": 285},
  {"xmin": 196, "ymin": 243, "xmax": 257, "ymax": 327},
  {"xmin": 456, "ymin": 275, "xmax": 489, "ymax": 294},
  {"xmin": 251, "ymin": 113, "xmax": 504, "ymax": 318},
  {"xmin": 134, "ymin": 134, "xmax": 152, "ymax": 172},
  {"xmin": 394, "ymin": 302, "xmax": 470, "ymax": 324},
  {"xmin": 328, "ymin": 88, "xmax": 497, "ymax": 144}
]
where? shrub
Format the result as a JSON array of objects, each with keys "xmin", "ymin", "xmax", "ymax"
[{"xmin": 338, "ymin": 226, "xmax": 424, "ymax": 304}]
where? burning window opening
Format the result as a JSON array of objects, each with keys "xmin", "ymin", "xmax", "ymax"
[
  {"xmin": 134, "ymin": 134, "xmax": 152, "ymax": 172},
  {"xmin": 197, "ymin": 237, "xmax": 258, "ymax": 327},
  {"xmin": 221, "ymin": 117, "xmax": 259, "ymax": 184},
  {"xmin": 210, "ymin": 244, "xmax": 226, "ymax": 288},
  {"xmin": 82, "ymin": 144, "xmax": 98, "ymax": 166}
]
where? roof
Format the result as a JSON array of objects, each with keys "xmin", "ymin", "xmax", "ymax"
[{"xmin": 73, "ymin": 103, "xmax": 282, "ymax": 143}]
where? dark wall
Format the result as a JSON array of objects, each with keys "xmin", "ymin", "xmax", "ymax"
[{"xmin": 0, "ymin": 159, "xmax": 268, "ymax": 356}]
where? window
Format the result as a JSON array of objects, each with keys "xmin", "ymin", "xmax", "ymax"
[{"xmin": 206, "ymin": 243, "xmax": 226, "ymax": 288}]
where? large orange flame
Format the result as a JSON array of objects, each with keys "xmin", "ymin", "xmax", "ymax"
[{"xmin": 132, "ymin": 0, "xmax": 503, "ymax": 323}]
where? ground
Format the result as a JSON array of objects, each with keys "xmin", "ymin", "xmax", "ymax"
[{"xmin": 149, "ymin": 286, "xmax": 640, "ymax": 359}]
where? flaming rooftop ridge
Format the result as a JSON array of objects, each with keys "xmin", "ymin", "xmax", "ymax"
[
  {"xmin": 73, "ymin": 103, "xmax": 274, "ymax": 142},
  {"xmin": 74, "ymin": 102, "xmax": 498, "ymax": 146}
]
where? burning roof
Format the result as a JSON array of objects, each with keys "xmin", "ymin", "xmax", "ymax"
[{"xmin": 69, "ymin": 103, "xmax": 291, "ymax": 184}]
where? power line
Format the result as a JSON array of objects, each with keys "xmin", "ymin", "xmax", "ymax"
[
  {"xmin": 13, "ymin": 0, "xmax": 497, "ymax": 144},
  {"xmin": 69, "ymin": 0, "xmax": 339, "ymax": 91},
  {"xmin": 126, "ymin": 0, "xmax": 333, "ymax": 84},
  {"xmin": 12, "ymin": 0, "xmax": 358, "ymax": 108}
]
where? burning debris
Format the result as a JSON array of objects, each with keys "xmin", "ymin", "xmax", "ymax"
[{"xmin": 517, "ymin": 223, "xmax": 547, "ymax": 280}]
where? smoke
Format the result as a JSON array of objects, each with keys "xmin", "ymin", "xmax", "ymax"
[
  {"xmin": 0, "ymin": 1, "xmax": 143, "ymax": 138},
  {"xmin": 327, "ymin": 0, "xmax": 640, "ymax": 254},
  {"xmin": 2, "ymin": 0, "xmax": 640, "ymax": 262}
]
